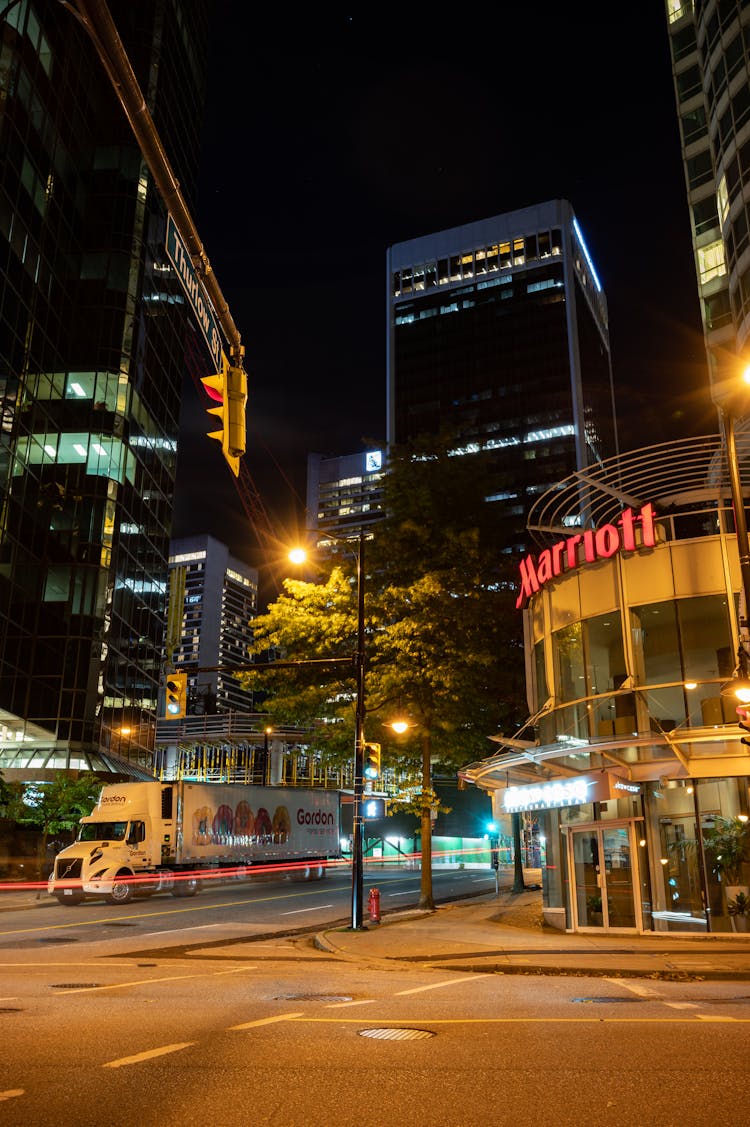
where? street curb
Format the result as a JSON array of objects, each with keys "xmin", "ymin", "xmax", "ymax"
[
  {"xmin": 416, "ymin": 962, "xmax": 750, "ymax": 981},
  {"xmin": 310, "ymin": 931, "xmax": 750, "ymax": 980},
  {"xmin": 0, "ymin": 895, "xmax": 56, "ymax": 912}
]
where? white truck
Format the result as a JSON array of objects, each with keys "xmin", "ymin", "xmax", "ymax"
[{"xmin": 48, "ymin": 780, "xmax": 342, "ymax": 905}]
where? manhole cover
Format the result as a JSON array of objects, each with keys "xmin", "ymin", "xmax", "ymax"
[
  {"xmin": 38, "ymin": 937, "xmax": 77, "ymax": 944},
  {"xmin": 359, "ymin": 1027, "xmax": 435, "ymax": 1041},
  {"xmin": 277, "ymin": 994, "xmax": 353, "ymax": 1003},
  {"xmin": 137, "ymin": 963, "xmax": 157, "ymax": 968},
  {"xmin": 0, "ymin": 1007, "xmax": 22, "ymax": 1012},
  {"xmin": 103, "ymin": 922, "xmax": 137, "ymax": 927},
  {"xmin": 50, "ymin": 983, "xmax": 101, "ymax": 990},
  {"xmin": 571, "ymin": 997, "xmax": 641, "ymax": 1004}
]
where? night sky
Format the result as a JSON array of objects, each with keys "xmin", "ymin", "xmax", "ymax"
[{"xmin": 171, "ymin": 7, "xmax": 712, "ymax": 571}]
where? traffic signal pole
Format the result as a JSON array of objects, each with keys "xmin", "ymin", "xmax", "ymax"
[
  {"xmin": 351, "ymin": 530, "xmax": 367, "ymax": 930},
  {"xmin": 66, "ymin": 0, "xmax": 243, "ymax": 365},
  {"xmin": 67, "ymin": 1, "xmax": 249, "ymax": 476}
]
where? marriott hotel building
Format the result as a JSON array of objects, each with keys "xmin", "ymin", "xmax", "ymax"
[{"xmin": 462, "ymin": 435, "xmax": 750, "ymax": 934}]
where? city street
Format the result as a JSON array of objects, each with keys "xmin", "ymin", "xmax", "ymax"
[
  {"xmin": 0, "ymin": 866, "xmax": 500, "ymax": 947},
  {"xmin": 0, "ymin": 872, "xmax": 749, "ymax": 1126}
]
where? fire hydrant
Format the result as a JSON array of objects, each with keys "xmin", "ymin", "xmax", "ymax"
[{"xmin": 368, "ymin": 886, "xmax": 381, "ymax": 924}]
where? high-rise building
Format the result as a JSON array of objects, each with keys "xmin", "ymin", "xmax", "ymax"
[
  {"xmin": 666, "ymin": 1, "xmax": 750, "ymax": 406},
  {"xmin": 0, "ymin": 2, "xmax": 210, "ymax": 781},
  {"xmin": 167, "ymin": 534, "xmax": 258, "ymax": 715},
  {"xmin": 386, "ymin": 199, "xmax": 617, "ymax": 549},
  {"xmin": 306, "ymin": 449, "xmax": 385, "ymax": 541}
]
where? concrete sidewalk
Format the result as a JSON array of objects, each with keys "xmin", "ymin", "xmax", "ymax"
[
  {"xmin": 313, "ymin": 887, "xmax": 750, "ymax": 981},
  {"xmin": 4, "ymin": 876, "xmax": 750, "ymax": 980}
]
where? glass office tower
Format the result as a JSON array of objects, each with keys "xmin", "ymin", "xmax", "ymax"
[
  {"xmin": 666, "ymin": 1, "xmax": 750, "ymax": 404},
  {"xmin": 386, "ymin": 199, "xmax": 617, "ymax": 550},
  {"xmin": 0, "ymin": 1, "xmax": 209, "ymax": 780},
  {"xmin": 168, "ymin": 535, "xmax": 258, "ymax": 716}
]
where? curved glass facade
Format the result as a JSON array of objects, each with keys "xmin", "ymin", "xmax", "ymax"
[{"xmin": 464, "ymin": 444, "xmax": 750, "ymax": 935}]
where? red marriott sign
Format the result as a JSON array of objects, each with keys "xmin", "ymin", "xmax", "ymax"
[{"xmin": 516, "ymin": 503, "xmax": 657, "ymax": 609}]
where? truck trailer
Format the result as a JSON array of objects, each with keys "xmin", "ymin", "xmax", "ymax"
[{"xmin": 48, "ymin": 780, "xmax": 342, "ymax": 905}]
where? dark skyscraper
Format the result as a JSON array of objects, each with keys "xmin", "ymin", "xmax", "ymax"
[
  {"xmin": 0, "ymin": 1, "xmax": 209, "ymax": 780},
  {"xmin": 387, "ymin": 200, "xmax": 617, "ymax": 549}
]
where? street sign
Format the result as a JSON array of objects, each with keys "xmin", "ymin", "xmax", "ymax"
[{"xmin": 165, "ymin": 214, "xmax": 224, "ymax": 371}]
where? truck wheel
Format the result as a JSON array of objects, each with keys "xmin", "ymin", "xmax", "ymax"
[
  {"xmin": 172, "ymin": 877, "xmax": 198, "ymax": 898},
  {"xmin": 106, "ymin": 877, "xmax": 134, "ymax": 905},
  {"xmin": 309, "ymin": 864, "xmax": 325, "ymax": 881}
]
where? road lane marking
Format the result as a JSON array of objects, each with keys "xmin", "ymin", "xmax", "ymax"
[
  {"xmin": 0, "ymin": 1090, "xmax": 24, "ymax": 1102},
  {"xmin": 269, "ymin": 1015, "xmax": 750, "ymax": 1025},
  {"xmin": 0, "ymin": 883, "xmax": 350, "ymax": 938},
  {"xmin": 0, "ymin": 961, "xmax": 162, "ymax": 968},
  {"xmin": 103, "ymin": 1043, "xmax": 194, "ymax": 1068},
  {"xmin": 325, "ymin": 999, "xmax": 376, "ymax": 1008},
  {"xmin": 54, "ymin": 966, "xmax": 256, "ymax": 993},
  {"xmin": 142, "ymin": 924, "xmax": 225, "ymax": 936},
  {"xmin": 604, "ymin": 978, "xmax": 661, "ymax": 997},
  {"xmin": 696, "ymin": 1014, "xmax": 738, "ymax": 1021},
  {"xmin": 395, "ymin": 974, "xmax": 491, "ymax": 995},
  {"xmin": 665, "ymin": 1002, "xmax": 698, "ymax": 1009},
  {"xmin": 281, "ymin": 905, "xmax": 334, "ymax": 915},
  {"xmin": 669, "ymin": 961, "xmax": 716, "ymax": 969},
  {"xmin": 229, "ymin": 1012, "xmax": 304, "ymax": 1029}
]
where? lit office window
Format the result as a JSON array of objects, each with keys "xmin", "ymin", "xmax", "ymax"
[{"xmin": 698, "ymin": 239, "xmax": 726, "ymax": 285}]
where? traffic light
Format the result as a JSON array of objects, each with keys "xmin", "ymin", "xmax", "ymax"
[
  {"xmin": 200, "ymin": 358, "xmax": 247, "ymax": 477},
  {"xmin": 737, "ymin": 705, "xmax": 750, "ymax": 747},
  {"xmin": 363, "ymin": 742, "xmax": 381, "ymax": 779},
  {"xmin": 163, "ymin": 672, "xmax": 187, "ymax": 718}
]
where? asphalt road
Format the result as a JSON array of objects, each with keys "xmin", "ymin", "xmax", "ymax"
[
  {"xmin": 1, "ymin": 928, "xmax": 748, "ymax": 1127},
  {"xmin": 0, "ymin": 868, "xmax": 749, "ymax": 1125},
  {"xmin": 0, "ymin": 866, "xmax": 501, "ymax": 949}
]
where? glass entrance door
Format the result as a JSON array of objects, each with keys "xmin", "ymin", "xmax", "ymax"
[{"xmin": 572, "ymin": 825, "xmax": 637, "ymax": 930}]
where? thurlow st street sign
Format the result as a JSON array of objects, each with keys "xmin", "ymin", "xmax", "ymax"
[{"xmin": 165, "ymin": 214, "xmax": 224, "ymax": 371}]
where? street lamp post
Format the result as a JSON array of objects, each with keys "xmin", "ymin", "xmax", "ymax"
[
  {"xmin": 290, "ymin": 528, "xmax": 367, "ymax": 930},
  {"xmin": 350, "ymin": 529, "xmax": 366, "ymax": 930}
]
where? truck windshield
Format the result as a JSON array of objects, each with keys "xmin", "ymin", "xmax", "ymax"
[{"xmin": 78, "ymin": 822, "xmax": 128, "ymax": 842}]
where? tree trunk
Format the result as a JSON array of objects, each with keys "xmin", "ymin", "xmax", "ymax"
[
  {"xmin": 418, "ymin": 731, "xmax": 435, "ymax": 910},
  {"xmin": 512, "ymin": 811, "xmax": 526, "ymax": 893},
  {"xmin": 36, "ymin": 829, "xmax": 48, "ymax": 880},
  {"xmin": 35, "ymin": 829, "xmax": 49, "ymax": 898}
]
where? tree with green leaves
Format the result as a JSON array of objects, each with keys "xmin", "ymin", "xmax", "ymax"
[
  {"xmin": 366, "ymin": 434, "xmax": 527, "ymax": 906},
  {"xmin": 246, "ymin": 566, "xmax": 366, "ymax": 766},
  {"xmin": 0, "ymin": 769, "xmax": 12, "ymax": 815},
  {"xmin": 5, "ymin": 772, "xmax": 104, "ymax": 879},
  {"xmin": 244, "ymin": 431, "xmax": 528, "ymax": 910}
]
